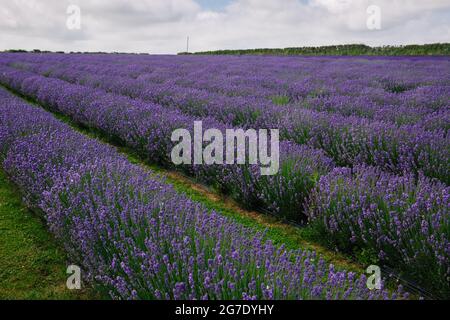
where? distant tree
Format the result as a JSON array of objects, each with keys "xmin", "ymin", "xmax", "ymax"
[{"xmin": 188, "ymin": 43, "xmax": 450, "ymax": 56}]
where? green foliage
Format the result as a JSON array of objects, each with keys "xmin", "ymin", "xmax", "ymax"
[
  {"xmin": 271, "ymin": 95, "xmax": 290, "ymax": 105},
  {"xmin": 187, "ymin": 43, "xmax": 450, "ymax": 56}
]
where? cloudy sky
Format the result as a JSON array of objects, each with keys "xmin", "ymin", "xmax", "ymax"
[{"xmin": 0, "ymin": 0, "xmax": 449, "ymax": 54}]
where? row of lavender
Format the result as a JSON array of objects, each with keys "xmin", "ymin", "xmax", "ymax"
[
  {"xmin": 1, "ymin": 56, "xmax": 448, "ymax": 184},
  {"xmin": 308, "ymin": 166, "xmax": 449, "ymax": 296},
  {"xmin": 0, "ymin": 57, "xmax": 448, "ymax": 297},
  {"xmin": 0, "ymin": 65, "xmax": 335, "ymax": 222},
  {"xmin": 0, "ymin": 87, "xmax": 403, "ymax": 300},
  {"xmin": 5, "ymin": 55, "xmax": 449, "ymax": 134},
  {"xmin": 3, "ymin": 54, "xmax": 449, "ymax": 130}
]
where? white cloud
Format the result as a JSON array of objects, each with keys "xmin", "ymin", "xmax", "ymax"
[{"xmin": 0, "ymin": 0, "xmax": 449, "ymax": 53}]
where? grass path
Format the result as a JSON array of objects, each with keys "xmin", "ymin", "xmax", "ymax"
[{"xmin": 0, "ymin": 170, "xmax": 94, "ymax": 299}]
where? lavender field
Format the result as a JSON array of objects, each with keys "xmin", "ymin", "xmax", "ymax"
[{"xmin": 0, "ymin": 53, "xmax": 448, "ymax": 299}]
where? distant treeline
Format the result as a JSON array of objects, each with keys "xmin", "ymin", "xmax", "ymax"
[
  {"xmin": 184, "ymin": 43, "xmax": 450, "ymax": 56},
  {"xmin": 4, "ymin": 44, "xmax": 449, "ymax": 56},
  {"xmin": 3, "ymin": 49, "xmax": 150, "ymax": 55}
]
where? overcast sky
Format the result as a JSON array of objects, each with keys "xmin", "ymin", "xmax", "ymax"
[{"xmin": 0, "ymin": 0, "xmax": 449, "ymax": 54}]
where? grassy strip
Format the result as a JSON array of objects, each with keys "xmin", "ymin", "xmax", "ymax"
[
  {"xmin": 0, "ymin": 169, "xmax": 96, "ymax": 299},
  {"xmin": 0, "ymin": 85, "xmax": 364, "ymax": 275}
]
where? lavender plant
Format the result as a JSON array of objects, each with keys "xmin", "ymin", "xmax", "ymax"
[{"xmin": 307, "ymin": 165, "xmax": 450, "ymax": 297}]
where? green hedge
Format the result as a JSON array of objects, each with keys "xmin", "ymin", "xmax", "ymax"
[{"xmin": 186, "ymin": 43, "xmax": 450, "ymax": 56}]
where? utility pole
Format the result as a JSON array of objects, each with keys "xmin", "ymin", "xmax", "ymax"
[{"xmin": 186, "ymin": 36, "xmax": 189, "ymax": 53}]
